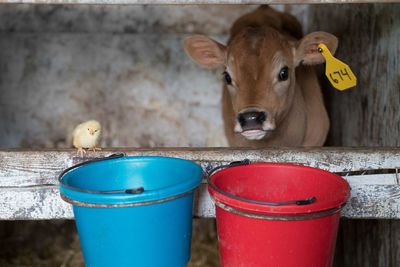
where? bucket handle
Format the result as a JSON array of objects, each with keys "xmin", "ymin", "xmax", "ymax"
[
  {"xmin": 58, "ymin": 153, "xmax": 145, "ymax": 195},
  {"xmin": 207, "ymin": 159, "xmax": 317, "ymax": 206}
]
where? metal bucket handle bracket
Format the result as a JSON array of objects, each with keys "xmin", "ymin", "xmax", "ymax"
[
  {"xmin": 58, "ymin": 153, "xmax": 145, "ymax": 195},
  {"xmin": 207, "ymin": 159, "xmax": 317, "ymax": 206}
]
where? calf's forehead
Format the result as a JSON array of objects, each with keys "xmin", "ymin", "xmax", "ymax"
[{"xmin": 227, "ymin": 29, "xmax": 293, "ymax": 71}]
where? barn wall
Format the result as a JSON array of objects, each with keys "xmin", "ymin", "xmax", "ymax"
[{"xmin": 303, "ymin": 4, "xmax": 400, "ymax": 147}]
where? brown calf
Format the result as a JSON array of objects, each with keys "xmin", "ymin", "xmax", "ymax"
[{"xmin": 184, "ymin": 6, "xmax": 338, "ymax": 147}]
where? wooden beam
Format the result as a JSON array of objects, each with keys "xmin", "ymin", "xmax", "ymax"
[
  {"xmin": 0, "ymin": 0, "xmax": 397, "ymax": 4},
  {"xmin": 0, "ymin": 148, "xmax": 399, "ymax": 220}
]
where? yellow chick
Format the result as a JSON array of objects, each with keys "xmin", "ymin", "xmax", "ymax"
[{"xmin": 72, "ymin": 120, "xmax": 102, "ymax": 156}]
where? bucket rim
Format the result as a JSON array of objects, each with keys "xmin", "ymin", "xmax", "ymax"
[
  {"xmin": 60, "ymin": 188, "xmax": 196, "ymax": 208},
  {"xmin": 208, "ymin": 162, "xmax": 350, "ymax": 215},
  {"xmin": 59, "ymin": 155, "xmax": 203, "ymax": 206},
  {"xmin": 215, "ymin": 202, "xmax": 342, "ymax": 221}
]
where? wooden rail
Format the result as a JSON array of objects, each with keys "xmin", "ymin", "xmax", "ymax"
[
  {"xmin": 0, "ymin": 148, "xmax": 399, "ymax": 220},
  {"xmin": 0, "ymin": 0, "xmax": 397, "ymax": 4}
]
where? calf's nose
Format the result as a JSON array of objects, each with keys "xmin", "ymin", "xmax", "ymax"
[{"xmin": 237, "ymin": 111, "xmax": 267, "ymax": 130}]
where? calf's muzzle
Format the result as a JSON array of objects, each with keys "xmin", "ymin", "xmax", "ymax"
[{"xmin": 237, "ymin": 111, "xmax": 267, "ymax": 131}]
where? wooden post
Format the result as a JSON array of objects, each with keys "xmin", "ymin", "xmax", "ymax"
[{"xmin": 300, "ymin": 4, "xmax": 400, "ymax": 266}]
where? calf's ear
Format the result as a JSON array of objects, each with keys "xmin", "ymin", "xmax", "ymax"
[
  {"xmin": 294, "ymin": 32, "xmax": 338, "ymax": 66},
  {"xmin": 184, "ymin": 35, "xmax": 226, "ymax": 68}
]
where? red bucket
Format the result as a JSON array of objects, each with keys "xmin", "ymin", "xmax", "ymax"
[{"xmin": 208, "ymin": 162, "xmax": 350, "ymax": 267}]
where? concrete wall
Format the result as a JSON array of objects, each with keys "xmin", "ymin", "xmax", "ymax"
[{"xmin": 0, "ymin": 5, "xmax": 256, "ymax": 148}]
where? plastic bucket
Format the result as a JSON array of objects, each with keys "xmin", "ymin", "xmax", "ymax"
[
  {"xmin": 208, "ymin": 162, "xmax": 350, "ymax": 267},
  {"xmin": 59, "ymin": 154, "xmax": 203, "ymax": 267}
]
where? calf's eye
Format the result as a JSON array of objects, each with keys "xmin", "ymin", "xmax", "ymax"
[
  {"xmin": 278, "ymin": 67, "xmax": 289, "ymax": 81},
  {"xmin": 223, "ymin": 71, "xmax": 232, "ymax": 85}
]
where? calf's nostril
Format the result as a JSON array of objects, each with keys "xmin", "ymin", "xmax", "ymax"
[
  {"xmin": 238, "ymin": 113, "xmax": 246, "ymax": 126},
  {"xmin": 257, "ymin": 112, "xmax": 266, "ymax": 123}
]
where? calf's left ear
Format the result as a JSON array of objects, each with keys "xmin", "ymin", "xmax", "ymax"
[{"xmin": 294, "ymin": 32, "xmax": 338, "ymax": 66}]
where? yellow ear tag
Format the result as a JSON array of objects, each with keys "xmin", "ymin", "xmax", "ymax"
[{"xmin": 318, "ymin": 43, "xmax": 357, "ymax": 91}]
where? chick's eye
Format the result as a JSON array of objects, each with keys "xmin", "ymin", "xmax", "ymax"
[
  {"xmin": 278, "ymin": 66, "xmax": 289, "ymax": 81},
  {"xmin": 223, "ymin": 71, "xmax": 232, "ymax": 85},
  {"xmin": 87, "ymin": 128, "xmax": 90, "ymax": 131}
]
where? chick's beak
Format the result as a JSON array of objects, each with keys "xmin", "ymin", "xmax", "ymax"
[{"xmin": 89, "ymin": 129, "xmax": 95, "ymax": 135}]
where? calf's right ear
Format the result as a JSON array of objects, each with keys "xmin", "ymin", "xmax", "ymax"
[{"xmin": 184, "ymin": 35, "xmax": 226, "ymax": 68}]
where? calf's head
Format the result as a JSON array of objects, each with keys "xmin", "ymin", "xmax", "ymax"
[{"xmin": 184, "ymin": 28, "xmax": 337, "ymax": 140}]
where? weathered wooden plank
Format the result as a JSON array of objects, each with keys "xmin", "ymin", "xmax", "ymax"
[
  {"xmin": 1, "ymin": 148, "xmax": 400, "ymax": 220},
  {"xmin": 344, "ymin": 173, "xmax": 398, "ymax": 185},
  {"xmin": 2, "ymin": 178, "xmax": 400, "ymax": 220},
  {"xmin": 0, "ymin": 151, "xmax": 74, "ymax": 187},
  {"xmin": 0, "ymin": 0, "xmax": 397, "ymax": 4},
  {"xmin": 0, "ymin": 186, "xmax": 73, "ymax": 220},
  {"xmin": 334, "ymin": 219, "xmax": 400, "ymax": 267},
  {"xmin": 196, "ymin": 182, "xmax": 400, "ymax": 219},
  {"xmin": 342, "ymin": 185, "xmax": 400, "ymax": 219},
  {"xmin": 1, "ymin": 148, "xmax": 400, "ymax": 187}
]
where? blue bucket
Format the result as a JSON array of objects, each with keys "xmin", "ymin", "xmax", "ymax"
[{"xmin": 59, "ymin": 154, "xmax": 203, "ymax": 267}]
